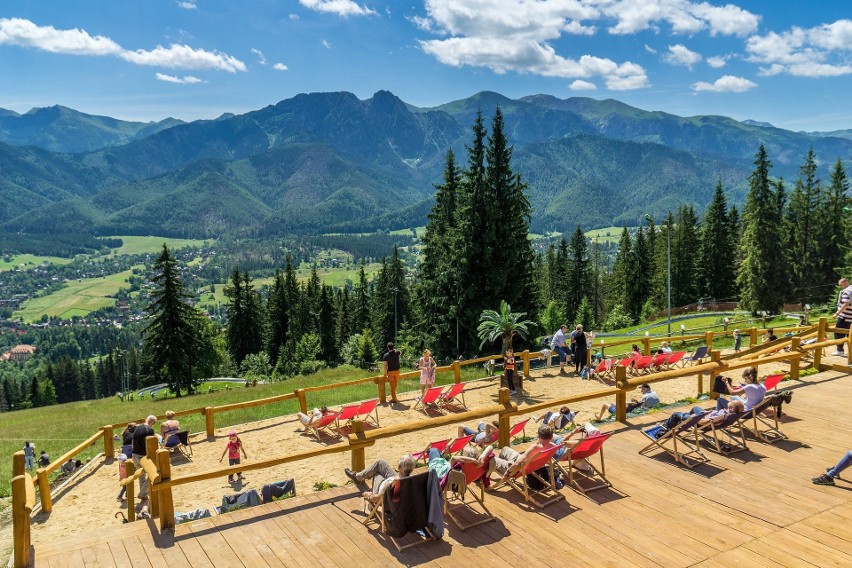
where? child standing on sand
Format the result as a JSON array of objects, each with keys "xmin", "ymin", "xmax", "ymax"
[
  {"xmin": 219, "ymin": 431, "xmax": 248, "ymax": 483},
  {"xmin": 116, "ymin": 454, "xmax": 128, "ymax": 501}
]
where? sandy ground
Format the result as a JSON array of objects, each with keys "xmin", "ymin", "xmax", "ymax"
[{"xmin": 14, "ymin": 351, "xmax": 797, "ymax": 549}]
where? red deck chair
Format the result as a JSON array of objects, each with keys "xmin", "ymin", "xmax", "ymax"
[
  {"xmin": 494, "ymin": 445, "xmax": 563, "ymax": 508},
  {"xmin": 307, "ymin": 411, "xmax": 340, "ymax": 442},
  {"xmin": 438, "ymin": 383, "xmax": 467, "ymax": 410},
  {"xmin": 665, "ymin": 351, "xmax": 687, "ymax": 368},
  {"xmin": 650, "ymin": 352, "xmax": 670, "ymax": 371},
  {"xmin": 600, "ymin": 359, "xmax": 616, "ymax": 380},
  {"xmin": 411, "ymin": 439, "xmax": 450, "ymax": 466},
  {"xmin": 616, "ymin": 356, "xmax": 635, "ymax": 369},
  {"xmin": 444, "ymin": 454, "xmax": 496, "ymax": 530},
  {"xmin": 554, "ymin": 433, "xmax": 613, "ymax": 495},
  {"xmin": 335, "ymin": 403, "xmax": 360, "ymax": 435},
  {"xmin": 414, "ymin": 386, "xmax": 444, "ymax": 413},
  {"xmin": 484, "ymin": 418, "xmax": 530, "ymax": 446},
  {"xmin": 762, "ymin": 374, "xmax": 784, "ymax": 391},
  {"xmin": 444, "ymin": 434, "xmax": 475, "ymax": 456},
  {"xmin": 356, "ymin": 399, "xmax": 380, "ymax": 428},
  {"xmin": 631, "ymin": 355, "xmax": 653, "ymax": 375}
]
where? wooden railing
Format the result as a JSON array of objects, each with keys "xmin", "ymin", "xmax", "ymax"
[{"xmin": 11, "ymin": 452, "xmax": 36, "ymax": 568}]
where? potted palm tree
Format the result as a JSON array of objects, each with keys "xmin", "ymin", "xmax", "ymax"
[{"xmin": 477, "ymin": 301, "xmax": 536, "ymax": 393}]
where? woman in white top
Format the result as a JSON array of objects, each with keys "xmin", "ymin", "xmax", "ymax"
[
  {"xmin": 715, "ymin": 367, "xmax": 765, "ymax": 411},
  {"xmin": 417, "ymin": 349, "xmax": 437, "ymax": 398}
]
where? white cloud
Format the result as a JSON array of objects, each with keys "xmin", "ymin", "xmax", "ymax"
[
  {"xmin": 663, "ymin": 44, "xmax": 701, "ymax": 68},
  {"xmin": 569, "ymin": 80, "xmax": 597, "ymax": 91},
  {"xmin": 746, "ymin": 19, "xmax": 852, "ymax": 77},
  {"xmin": 273, "ymin": 62, "xmax": 288, "ymax": 70},
  {"xmin": 155, "ymin": 73, "xmax": 203, "ymax": 84},
  {"xmin": 322, "ymin": 39, "xmax": 331, "ymax": 49},
  {"xmin": 600, "ymin": 0, "xmax": 759, "ymax": 37},
  {"xmin": 644, "ymin": 44, "xmax": 657, "ymax": 54},
  {"xmin": 0, "ymin": 18, "xmax": 246, "ymax": 72},
  {"xmin": 417, "ymin": 1, "xmax": 647, "ymax": 90},
  {"xmin": 706, "ymin": 55, "xmax": 728, "ymax": 68},
  {"xmin": 692, "ymin": 74, "xmax": 756, "ymax": 92},
  {"xmin": 298, "ymin": 0, "xmax": 376, "ymax": 17},
  {"xmin": 251, "ymin": 48, "xmax": 266, "ymax": 65},
  {"xmin": 289, "ymin": 14, "xmax": 300, "ymax": 20},
  {"xmin": 176, "ymin": 1, "xmax": 197, "ymax": 10}
]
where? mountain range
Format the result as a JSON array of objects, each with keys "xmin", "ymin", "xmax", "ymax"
[{"xmin": 1, "ymin": 90, "xmax": 851, "ymax": 241}]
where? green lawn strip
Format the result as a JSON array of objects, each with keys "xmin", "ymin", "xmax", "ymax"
[
  {"xmin": 0, "ymin": 254, "xmax": 74, "ymax": 272},
  {"xmin": 105, "ymin": 236, "xmax": 210, "ymax": 256}
]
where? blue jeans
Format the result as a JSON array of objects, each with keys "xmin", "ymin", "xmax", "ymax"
[
  {"xmin": 554, "ymin": 345, "xmax": 568, "ymax": 363},
  {"xmin": 428, "ymin": 448, "xmax": 442, "ymax": 461},
  {"xmin": 828, "ymin": 450, "xmax": 852, "ymax": 478},
  {"xmin": 716, "ymin": 396, "xmax": 745, "ymax": 410}
]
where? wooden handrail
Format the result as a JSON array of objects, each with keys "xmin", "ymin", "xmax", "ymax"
[
  {"xmin": 210, "ymin": 392, "xmax": 299, "ymax": 414},
  {"xmin": 503, "ymin": 388, "xmax": 616, "ymax": 418},
  {"xmin": 12, "ymin": 473, "xmax": 35, "ymax": 568},
  {"xmin": 40, "ymin": 429, "xmax": 104, "ymax": 477}
]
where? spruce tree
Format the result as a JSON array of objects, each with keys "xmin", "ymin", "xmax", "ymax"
[
  {"xmin": 224, "ymin": 269, "xmax": 263, "ymax": 367},
  {"xmin": 610, "ymin": 227, "xmax": 633, "ymax": 320},
  {"xmin": 698, "ymin": 180, "xmax": 735, "ymax": 301},
  {"xmin": 737, "ymin": 145, "xmax": 786, "ymax": 313},
  {"xmin": 567, "ymin": 227, "xmax": 589, "ymax": 323},
  {"xmin": 353, "ymin": 263, "xmax": 372, "ymax": 336},
  {"xmin": 672, "ymin": 205, "xmax": 700, "ymax": 307},
  {"xmin": 822, "ymin": 159, "xmax": 850, "ymax": 291},
  {"xmin": 266, "ymin": 269, "xmax": 289, "ymax": 366}
]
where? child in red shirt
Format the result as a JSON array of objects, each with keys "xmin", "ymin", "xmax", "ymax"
[{"xmin": 219, "ymin": 431, "xmax": 248, "ymax": 483}]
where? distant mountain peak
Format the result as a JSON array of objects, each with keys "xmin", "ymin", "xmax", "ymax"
[{"xmin": 742, "ymin": 119, "xmax": 775, "ymax": 128}]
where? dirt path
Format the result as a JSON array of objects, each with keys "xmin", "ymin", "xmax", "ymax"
[{"xmin": 7, "ymin": 353, "xmax": 793, "ymax": 550}]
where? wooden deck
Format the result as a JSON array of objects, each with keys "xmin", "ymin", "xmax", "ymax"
[{"xmin": 33, "ymin": 371, "xmax": 852, "ymax": 567}]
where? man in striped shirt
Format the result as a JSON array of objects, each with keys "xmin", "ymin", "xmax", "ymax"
[{"xmin": 833, "ymin": 278, "xmax": 852, "ymax": 355}]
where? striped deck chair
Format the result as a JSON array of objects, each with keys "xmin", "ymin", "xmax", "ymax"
[
  {"xmin": 554, "ymin": 432, "xmax": 613, "ymax": 494},
  {"xmin": 356, "ymin": 399, "xmax": 380, "ymax": 428},
  {"xmin": 493, "ymin": 445, "xmax": 563, "ymax": 508},
  {"xmin": 438, "ymin": 383, "xmax": 467, "ymax": 410},
  {"xmin": 739, "ymin": 396, "xmax": 788, "ymax": 444},
  {"xmin": 639, "ymin": 412, "xmax": 710, "ymax": 469},
  {"xmin": 414, "ymin": 386, "xmax": 444, "ymax": 414},
  {"xmin": 631, "ymin": 355, "xmax": 654, "ymax": 375},
  {"xmin": 698, "ymin": 410, "xmax": 748, "ymax": 455},
  {"xmin": 444, "ymin": 454, "xmax": 495, "ymax": 531},
  {"xmin": 335, "ymin": 404, "xmax": 360, "ymax": 435},
  {"xmin": 665, "ymin": 351, "xmax": 687, "ymax": 368},
  {"xmin": 307, "ymin": 411, "xmax": 340, "ymax": 442}
]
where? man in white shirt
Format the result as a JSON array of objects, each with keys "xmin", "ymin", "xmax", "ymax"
[
  {"xmin": 833, "ymin": 278, "xmax": 852, "ymax": 356},
  {"xmin": 550, "ymin": 325, "xmax": 569, "ymax": 374}
]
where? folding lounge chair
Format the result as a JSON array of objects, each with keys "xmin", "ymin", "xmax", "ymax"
[
  {"xmin": 444, "ymin": 434, "xmax": 475, "ymax": 456},
  {"xmin": 631, "ymin": 355, "xmax": 654, "ymax": 375},
  {"xmin": 650, "ymin": 352, "xmax": 670, "ymax": 371},
  {"xmin": 554, "ymin": 432, "xmax": 613, "ymax": 494},
  {"xmin": 600, "ymin": 359, "xmax": 617, "ymax": 380},
  {"xmin": 698, "ymin": 410, "xmax": 748, "ymax": 455},
  {"xmin": 483, "ymin": 418, "xmax": 530, "ymax": 446},
  {"xmin": 335, "ymin": 403, "xmax": 360, "ymax": 435},
  {"xmin": 762, "ymin": 374, "xmax": 784, "ymax": 391},
  {"xmin": 307, "ymin": 412, "xmax": 340, "ymax": 442},
  {"xmin": 639, "ymin": 412, "xmax": 710, "ymax": 469},
  {"xmin": 168, "ymin": 430, "xmax": 193, "ymax": 459},
  {"xmin": 444, "ymin": 455, "xmax": 496, "ymax": 530},
  {"xmin": 664, "ymin": 351, "xmax": 687, "ymax": 368},
  {"xmin": 591, "ymin": 359, "xmax": 608, "ymax": 380},
  {"xmin": 412, "ymin": 439, "xmax": 450, "ymax": 466},
  {"xmin": 686, "ymin": 346, "xmax": 709, "ymax": 365},
  {"xmin": 438, "ymin": 383, "xmax": 467, "ymax": 410},
  {"xmin": 494, "ymin": 445, "xmax": 563, "ymax": 508},
  {"xmin": 356, "ymin": 399, "xmax": 380, "ymax": 428},
  {"xmin": 363, "ymin": 470, "xmax": 440, "ymax": 551},
  {"xmin": 414, "ymin": 386, "xmax": 444, "ymax": 413},
  {"xmin": 739, "ymin": 396, "xmax": 787, "ymax": 444}
]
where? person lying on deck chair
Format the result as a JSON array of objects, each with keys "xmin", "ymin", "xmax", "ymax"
[
  {"xmin": 595, "ymin": 383, "xmax": 660, "ymax": 421},
  {"xmin": 653, "ymin": 400, "xmax": 745, "ymax": 437},
  {"xmin": 296, "ymin": 406, "xmax": 332, "ymax": 431},
  {"xmin": 457, "ymin": 421, "xmax": 499, "ymax": 446},
  {"xmin": 489, "ymin": 425, "xmax": 558, "ymax": 481},
  {"xmin": 532, "ymin": 406, "xmax": 578, "ymax": 430},
  {"xmin": 344, "ymin": 454, "xmax": 416, "ymax": 505}
]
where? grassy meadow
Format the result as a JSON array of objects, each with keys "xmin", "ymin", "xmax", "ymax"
[
  {"xmin": 585, "ymin": 226, "xmax": 632, "ymax": 244},
  {"xmin": 106, "ymin": 236, "xmax": 209, "ymax": 256},
  {"xmin": 0, "ymin": 254, "xmax": 74, "ymax": 272},
  {"xmin": 13, "ymin": 267, "xmax": 141, "ymax": 322}
]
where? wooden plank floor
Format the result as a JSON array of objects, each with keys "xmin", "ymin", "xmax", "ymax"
[{"xmin": 33, "ymin": 371, "xmax": 852, "ymax": 567}]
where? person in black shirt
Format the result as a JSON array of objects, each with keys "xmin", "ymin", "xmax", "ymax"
[
  {"xmin": 382, "ymin": 342, "xmax": 402, "ymax": 404},
  {"xmin": 131, "ymin": 415, "xmax": 157, "ymax": 500}
]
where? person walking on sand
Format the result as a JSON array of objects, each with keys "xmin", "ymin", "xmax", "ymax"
[
  {"xmin": 382, "ymin": 342, "xmax": 402, "ymax": 404},
  {"xmin": 220, "ymin": 431, "xmax": 248, "ymax": 484},
  {"xmin": 417, "ymin": 349, "xmax": 437, "ymax": 398}
]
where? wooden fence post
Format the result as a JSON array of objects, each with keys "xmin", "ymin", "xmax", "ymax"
[
  {"xmin": 750, "ymin": 327, "xmax": 758, "ymax": 348},
  {"xmin": 205, "ymin": 407, "xmax": 215, "ymax": 439},
  {"xmin": 498, "ymin": 388, "xmax": 511, "ymax": 447},
  {"xmin": 36, "ymin": 468, "xmax": 51, "ymax": 513},
  {"xmin": 156, "ymin": 449, "xmax": 174, "ymax": 530},
  {"xmin": 615, "ymin": 365, "xmax": 628, "ymax": 423},
  {"xmin": 453, "ymin": 360, "xmax": 461, "ymax": 383},
  {"xmin": 13, "ymin": 450, "xmax": 25, "ymax": 477},
  {"xmin": 350, "ymin": 420, "xmax": 366, "ymax": 472},
  {"xmin": 296, "ymin": 389, "xmax": 308, "ymax": 414},
  {"xmin": 12, "ymin": 474, "xmax": 32, "ymax": 568},
  {"xmin": 790, "ymin": 337, "xmax": 801, "ymax": 380},
  {"xmin": 103, "ymin": 425, "xmax": 115, "ymax": 458},
  {"xmin": 146, "ymin": 436, "xmax": 159, "ymax": 519},
  {"xmin": 642, "ymin": 336, "xmax": 651, "ymax": 356},
  {"xmin": 705, "ymin": 331, "xmax": 713, "ymax": 351},
  {"xmin": 814, "ymin": 317, "xmax": 827, "ymax": 370},
  {"xmin": 522, "ymin": 350, "xmax": 530, "ymax": 378},
  {"xmin": 125, "ymin": 461, "xmax": 136, "ymax": 523}
]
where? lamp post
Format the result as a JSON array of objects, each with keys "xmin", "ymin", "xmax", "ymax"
[{"xmin": 646, "ymin": 214, "xmax": 671, "ymax": 336}]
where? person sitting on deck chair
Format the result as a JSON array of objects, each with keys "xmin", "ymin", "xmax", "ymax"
[
  {"xmin": 457, "ymin": 421, "xmax": 499, "ymax": 446},
  {"xmin": 652, "ymin": 400, "xmax": 745, "ymax": 437},
  {"xmin": 490, "ymin": 425, "xmax": 558, "ymax": 481},
  {"xmin": 160, "ymin": 410, "xmax": 181, "ymax": 448},
  {"xmin": 344, "ymin": 454, "xmax": 416, "ymax": 505},
  {"xmin": 296, "ymin": 406, "xmax": 331, "ymax": 431},
  {"xmin": 532, "ymin": 406, "xmax": 578, "ymax": 430},
  {"xmin": 715, "ymin": 367, "xmax": 765, "ymax": 411},
  {"xmin": 595, "ymin": 383, "xmax": 660, "ymax": 421},
  {"xmin": 426, "ymin": 443, "xmax": 495, "ymax": 482}
]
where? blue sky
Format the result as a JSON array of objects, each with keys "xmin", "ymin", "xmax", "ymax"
[{"xmin": 1, "ymin": 1, "xmax": 851, "ymax": 131}]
